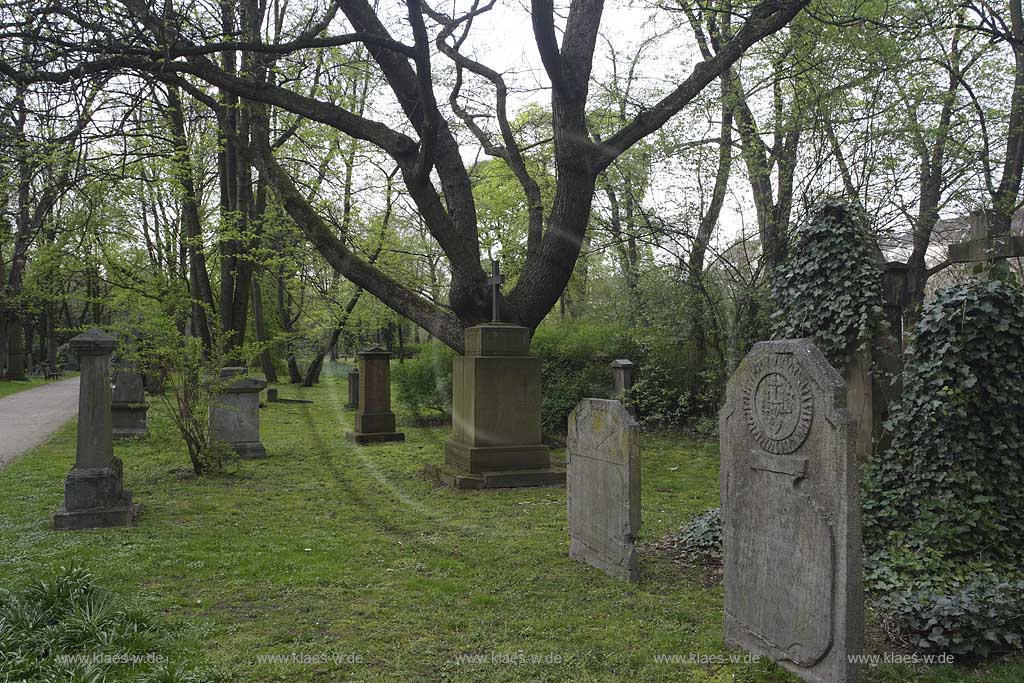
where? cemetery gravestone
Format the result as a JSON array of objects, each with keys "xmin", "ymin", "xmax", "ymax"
[
  {"xmin": 567, "ymin": 399, "xmax": 640, "ymax": 581},
  {"xmin": 427, "ymin": 261, "xmax": 564, "ymax": 489},
  {"xmin": 346, "ymin": 367, "xmax": 359, "ymax": 409},
  {"xmin": 346, "ymin": 348, "xmax": 404, "ymax": 444},
  {"xmin": 111, "ymin": 367, "xmax": 149, "ymax": 438},
  {"xmin": 54, "ymin": 328, "xmax": 141, "ymax": 530},
  {"xmin": 720, "ymin": 339, "xmax": 863, "ymax": 683},
  {"xmin": 209, "ymin": 367, "xmax": 267, "ymax": 458},
  {"xmin": 609, "ymin": 359, "xmax": 636, "ymax": 415}
]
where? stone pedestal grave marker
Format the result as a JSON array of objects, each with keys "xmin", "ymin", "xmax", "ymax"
[
  {"xmin": 346, "ymin": 348, "xmax": 404, "ymax": 444},
  {"xmin": 209, "ymin": 367, "xmax": 267, "ymax": 458},
  {"xmin": 54, "ymin": 329, "xmax": 141, "ymax": 530},
  {"xmin": 609, "ymin": 359, "xmax": 636, "ymax": 415},
  {"xmin": 111, "ymin": 365, "xmax": 149, "ymax": 438},
  {"xmin": 428, "ymin": 262, "xmax": 563, "ymax": 489},
  {"xmin": 567, "ymin": 399, "xmax": 640, "ymax": 581},
  {"xmin": 346, "ymin": 367, "xmax": 359, "ymax": 409},
  {"xmin": 720, "ymin": 339, "xmax": 863, "ymax": 683}
]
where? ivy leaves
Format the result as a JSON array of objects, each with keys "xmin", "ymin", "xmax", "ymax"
[
  {"xmin": 771, "ymin": 198, "xmax": 883, "ymax": 370},
  {"xmin": 863, "ymin": 278, "xmax": 1024, "ymax": 655}
]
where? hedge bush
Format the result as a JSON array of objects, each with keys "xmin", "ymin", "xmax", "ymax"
[
  {"xmin": 863, "ymin": 278, "xmax": 1024, "ymax": 655},
  {"xmin": 392, "ymin": 342, "xmax": 456, "ymax": 417}
]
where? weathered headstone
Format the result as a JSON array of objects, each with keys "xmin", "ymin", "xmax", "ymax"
[
  {"xmin": 427, "ymin": 262, "xmax": 563, "ymax": 489},
  {"xmin": 111, "ymin": 366, "xmax": 149, "ymax": 439},
  {"xmin": 345, "ymin": 367, "xmax": 359, "ymax": 409},
  {"xmin": 209, "ymin": 367, "xmax": 267, "ymax": 458},
  {"xmin": 609, "ymin": 359, "xmax": 636, "ymax": 414},
  {"xmin": 567, "ymin": 399, "xmax": 640, "ymax": 581},
  {"xmin": 267, "ymin": 387, "xmax": 279, "ymax": 402},
  {"xmin": 144, "ymin": 364, "xmax": 166, "ymax": 395},
  {"xmin": 346, "ymin": 348, "xmax": 404, "ymax": 444},
  {"xmin": 54, "ymin": 329, "xmax": 141, "ymax": 530},
  {"xmin": 720, "ymin": 339, "xmax": 862, "ymax": 683}
]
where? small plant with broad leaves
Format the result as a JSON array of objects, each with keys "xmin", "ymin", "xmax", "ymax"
[{"xmin": 678, "ymin": 508, "xmax": 722, "ymax": 559}]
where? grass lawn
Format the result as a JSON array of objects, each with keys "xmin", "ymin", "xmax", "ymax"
[
  {"xmin": 1, "ymin": 375, "xmax": 1021, "ymax": 682},
  {"xmin": 0, "ymin": 377, "xmax": 46, "ymax": 399}
]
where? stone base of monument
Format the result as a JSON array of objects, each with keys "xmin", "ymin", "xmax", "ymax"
[
  {"xmin": 346, "ymin": 430, "xmax": 406, "ymax": 444},
  {"xmin": 346, "ymin": 409, "xmax": 404, "ymax": 444},
  {"xmin": 424, "ymin": 462, "xmax": 566, "ymax": 490},
  {"xmin": 111, "ymin": 403, "xmax": 149, "ymax": 439},
  {"xmin": 53, "ymin": 460, "xmax": 142, "ymax": 530},
  {"xmin": 230, "ymin": 441, "xmax": 268, "ymax": 459}
]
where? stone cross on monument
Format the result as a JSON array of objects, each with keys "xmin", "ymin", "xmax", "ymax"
[
  {"xmin": 484, "ymin": 260, "xmax": 505, "ymax": 323},
  {"xmin": 948, "ymin": 209, "xmax": 1024, "ymax": 268}
]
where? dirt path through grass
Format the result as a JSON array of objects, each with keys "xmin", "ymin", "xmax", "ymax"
[{"xmin": 0, "ymin": 376, "xmax": 79, "ymax": 469}]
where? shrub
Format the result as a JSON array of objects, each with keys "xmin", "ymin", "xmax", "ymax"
[
  {"xmin": 678, "ymin": 508, "xmax": 722, "ymax": 558},
  {"xmin": 393, "ymin": 342, "xmax": 456, "ymax": 417},
  {"xmin": 862, "ymin": 278, "xmax": 1024, "ymax": 655},
  {"xmin": 530, "ymin": 320, "xmax": 637, "ymax": 432}
]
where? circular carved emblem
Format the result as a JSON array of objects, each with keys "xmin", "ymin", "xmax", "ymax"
[{"xmin": 743, "ymin": 353, "xmax": 813, "ymax": 454}]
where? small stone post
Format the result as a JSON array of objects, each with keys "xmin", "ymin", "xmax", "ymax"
[
  {"xmin": 209, "ymin": 367, "xmax": 268, "ymax": 458},
  {"xmin": 54, "ymin": 328, "xmax": 140, "ymax": 530},
  {"xmin": 346, "ymin": 348, "xmax": 403, "ymax": 444},
  {"xmin": 609, "ymin": 359, "xmax": 636, "ymax": 414},
  {"xmin": 111, "ymin": 365, "xmax": 149, "ymax": 438},
  {"xmin": 346, "ymin": 367, "xmax": 360, "ymax": 409}
]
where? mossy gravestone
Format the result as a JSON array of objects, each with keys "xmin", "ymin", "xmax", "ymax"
[
  {"xmin": 111, "ymin": 366, "xmax": 149, "ymax": 439},
  {"xmin": 54, "ymin": 329, "xmax": 141, "ymax": 530},
  {"xmin": 567, "ymin": 399, "xmax": 640, "ymax": 582},
  {"xmin": 721, "ymin": 339, "xmax": 862, "ymax": 683}
]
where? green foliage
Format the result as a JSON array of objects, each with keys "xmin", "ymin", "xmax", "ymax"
[
  {"xmin": 863, "ymin": 279, "xmax": 1024, "ymax": 655},
  {"xmin": 393, "ymin": 342, "xmax": 456, "ymax": 417},
  {"xmin": 678, "ymin": 508, "xmax": 722, "ymax": 558},
  {"xmin": 530, "ymin": 319, "xmax": 638, "ymax": 432},
  {"xmin": 0, "ymin": 567, "xmax": 202, "ymax": 682},
  {"xmin": 772, "ymin": 198, "xmax": 883, "ymax": 368}
]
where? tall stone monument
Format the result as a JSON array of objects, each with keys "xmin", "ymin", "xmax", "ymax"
[
  {"xmin": 111, "ymin": 366, "xmax": 149, "ymax": 438},
  {"xmin": 346, "ymin": 348, "xmax": 404, "ymax": 444},
  {"xmin": 567, "ymin": 399, "xmax": 641, "ymax": 581},
  {"xmin": 54, "ymin": 329, "xmax": 141, "ymax": 530},
  {"xmin": 346, "ymin": 366, "xmax": 359, "ymax": 409},
  {"xmin": 428, "ymin": 261, "xmax": 564, "ymax": 489},
  {"xmin": 720, "ymin": 339, "xmax": 863, "ymax": 683},
  {"xmin": 209, "ymin": 367, "xmax": 267, "ymax": 458}
]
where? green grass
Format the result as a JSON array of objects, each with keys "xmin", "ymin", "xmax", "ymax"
[
  {"xmin": 0, "ymin": 377, "xmax": 45, "ymax": 398},
  {"xmin": 1, "ymin": 377, "xmax": 1021, "ymax": 682}
]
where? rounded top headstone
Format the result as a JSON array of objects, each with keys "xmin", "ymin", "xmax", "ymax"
[{"xmin": 69, "ymin": 328, "xmax": 117, "ymax": 356}]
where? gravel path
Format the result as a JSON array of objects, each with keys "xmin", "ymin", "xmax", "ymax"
[{"xmin": 0, "ymin": 376, "xmax": 80, "ymax": 469}]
